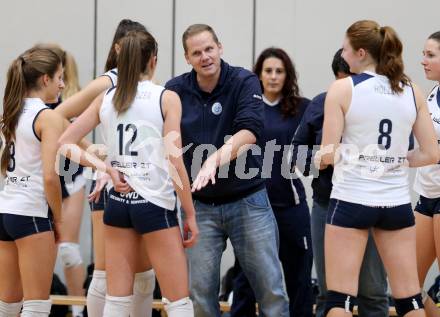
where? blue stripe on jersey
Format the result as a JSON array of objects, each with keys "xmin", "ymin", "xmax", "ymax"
[
  {"xmin": 351, "ymin": 73, "xmax": 374, "ymax": 87},
  {"xmin": 437, "ymin": 87, "xmax": 440, "ymax": 109},
  {"xmin": 159, "ymin": 89, "xmax": 166, "ymax": 121},
  {"xmin": 409, "ymin": 83, "xmax": 417, "ymax": 112},
  {"xmin": 32, "ymin": 108, "xmax": 50, "ymax": 141},
  {"xmin": 106, "ymin": 86, "xmax": 116, "ymax": 95}
]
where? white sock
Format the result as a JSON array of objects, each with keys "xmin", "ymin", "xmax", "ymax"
[
  {"xmin": 21, "ymin": 299, "xmax": 51, "ymax": 317},
  {"xmin": 103, "ymin": 295, "xmax": 132, "ymax": 317},
  {"xmin": 162, "ymin": 297, "xmax": 194, "ymax": 317},
  {"xmin": 72, "ymin": 304, "xmax": 84, "ymax": 317},
  {"xmin": 0, "ymin": 299, "xmax": 22, "ymax": 317},
  {"xmin": 130, "ymin": 269, "xmax": 155, "ymax": 317},
  {"xmin": 86, "ymin": 270, "xmax": 106, "ymax": 317}
]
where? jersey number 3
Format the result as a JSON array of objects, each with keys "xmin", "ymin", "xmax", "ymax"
[
  {"xmin": 117, "ymin": 123, "xmax": 138, "ymax": 156},
  {"xmin": 7, "ymin": 142, "xmax": 15, "ymax": 172},
  {"xmin": 378, "ymin": 119, "xmax": 392, "ymax": 150}
]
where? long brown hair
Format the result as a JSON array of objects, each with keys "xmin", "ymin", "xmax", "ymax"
[
  {"xmin": 1, "ymin": 47, "xmax": 63, "ymax": 174},
  {"xmin": 104, "ymin": 19, "xmax": 147, "ymax": 72},
  {"xmin": 112, "ymin": 30, "xmax": 157, "ymax": 114},
  {"xmin": 346, "ymin": 20, "xmax": 409, "ymax": 93},
  {"xmin": 253, "ymin": 47, "xmax": 302, "ymax": 117},
  {"xmin": 62, "ymin": 52, "xmax": 80, "ymax": 99}
]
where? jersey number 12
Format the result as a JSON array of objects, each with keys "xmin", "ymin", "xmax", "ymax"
[{"xmin": 117, "ymin": 123, "xmax": 138, "ymax": 156}]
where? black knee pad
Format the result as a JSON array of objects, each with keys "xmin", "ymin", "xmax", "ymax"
[
  {"xmin": 394, "ymin": 293, "xmax": 424, "ymax": 317},
  {"xmin": 324, "ymin": 290, "xmax": 355, "ymax": 317}
]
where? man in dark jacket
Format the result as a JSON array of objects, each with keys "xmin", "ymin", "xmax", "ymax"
[{"xmin": 165, "ymin": 24, "xmax": 288, "ymax": 317}]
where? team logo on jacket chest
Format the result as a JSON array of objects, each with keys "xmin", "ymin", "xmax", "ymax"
[{"xmin": 212, "ymin": 102, "xmax": 222, "ymax": 115}]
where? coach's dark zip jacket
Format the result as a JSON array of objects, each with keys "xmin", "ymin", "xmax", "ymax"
[{"xmin": 165, "ymin": 60, "xmax": 266, "ymax": 204}]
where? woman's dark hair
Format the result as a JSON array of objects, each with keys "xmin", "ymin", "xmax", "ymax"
[
  {"xmin": 113, "ymin": 30, "xmax": 158, "ymax": 114},
  {"xmin": 1, "ymin": 46, "xmax": 63, "ymax": 175},
  {"xmin": 346, "ymin": 20, "xmax": 409, "ymax": 93},
  {"xmin": 253, "ymin": 47, "xmax": 302, "ymax": 117},
  {"xmin": 104, "ymin": 19, "xmax": 147, "ymax": 71},
  {"xmin": 332, "ymin": 48, "xmax": 351, "ymax": 77}
]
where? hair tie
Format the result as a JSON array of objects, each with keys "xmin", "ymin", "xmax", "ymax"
[{"xmin": 19, "ymin": 56, "xmax": 25, "ymax": 65}]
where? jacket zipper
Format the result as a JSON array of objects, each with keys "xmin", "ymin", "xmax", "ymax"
[{"xmin": 202, "ymin": 102, "xmax": 207, "ymax": 144}]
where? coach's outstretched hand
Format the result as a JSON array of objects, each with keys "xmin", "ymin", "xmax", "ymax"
[{"xmin": 192, "ymin": 157, "xmax": 217, "ymax": 192}]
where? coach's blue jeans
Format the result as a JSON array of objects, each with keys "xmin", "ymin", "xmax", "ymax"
[
  {"xmin": 186, "ymin": 188, "xmax": 289, "ymax": 317},
  {"xmin": 311, "ymin": 200, "xmax": 389, "ymax": 317}
]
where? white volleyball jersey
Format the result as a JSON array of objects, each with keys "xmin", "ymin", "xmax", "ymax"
[
  {"xmin": 413, "ymin": 85, "xmax": 440, "ymax": 198},
  {"xmin": 91, "ymin": 69, "xmax": 118, "ymax": 184},
  {"xmin": 330, "ymin": 72, "xmax": 416, "ymax": 206},
  {"xmin": 99, "ymin": 80, "xmax": 176, "ymax": 210},
  {"xmin": 0, "ymin": 98, "xmax": 50, "ymax": 217},
  {"xmin": 97, "ymin": 69, "xmax": 118, "ymax": 146}
]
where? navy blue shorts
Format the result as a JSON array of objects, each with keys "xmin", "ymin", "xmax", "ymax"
[
  {"xmin": 415, "ymin": 195, "xmax": 440, "ymax": 217},
  {"xmin": 0, "ymin": 213, "xmax": 53, "ymax": 241},
  {"xmin": 89, "ymin": 180, "xmax": 109, "ymax": 212},
  {"xmin": 327, "ymin": 199, "xmax": 414, "ymax": 230},
  {"xmin": 104, "ymin": 189, "xmax": 178, "ymax": 234}
]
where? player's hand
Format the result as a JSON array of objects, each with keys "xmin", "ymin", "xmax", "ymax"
[
  {"xmin": 53, "ymin": 220, "xmax": 63, "ymax": 243},
  {"xmin": 314, "ymin": 150, "xmax": 329, "ymax": 170},
  {"xmin": 182, "ymin": 215, "xmax": 199, "ymax": 248},
  {"xmin": 108, "ymin": 167, "xmax": 132, "ymax": 194}
]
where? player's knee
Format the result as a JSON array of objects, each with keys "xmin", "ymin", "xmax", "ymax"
[
  {"xmin": 133, "ymin": 269, "xmax": 155, "ymax": 295},
  {"xmin": 324, "ymin": 290, "xmax": 355, "ymax": 317},
  {"xmin": 88, "ymin": 270, "xmax": 106, "ymax": 298},
  {"xmin": 394, "ymin": 293, "xmax": 424, "ymax": 317},
  {"xmin": 59, "ymin": 242, "xmax": 83, "ymax": 268}
]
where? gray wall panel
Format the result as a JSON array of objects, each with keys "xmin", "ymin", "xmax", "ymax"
[
  {"xmin": 294, "ymin": 0, "xmax": 440, "ymax": 98},
  {"xmin": 0, "ymin": 0, "xmax": 94, "ymax": 94},
  {"xmin": 255, "ymin": 0, "xmax": 296, "ymax": 62},
  {"xmin": 174, "ymin": 0, "xmax": 254, "ymax": 75},
  {"xmin": 97, "ymin": 0, "xmax": 173, "ymax": 85}
]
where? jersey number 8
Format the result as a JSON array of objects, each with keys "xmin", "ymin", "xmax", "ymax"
[{"xmin": 378, "ymin": 119, "xmax": 392, "ymax": 150}]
